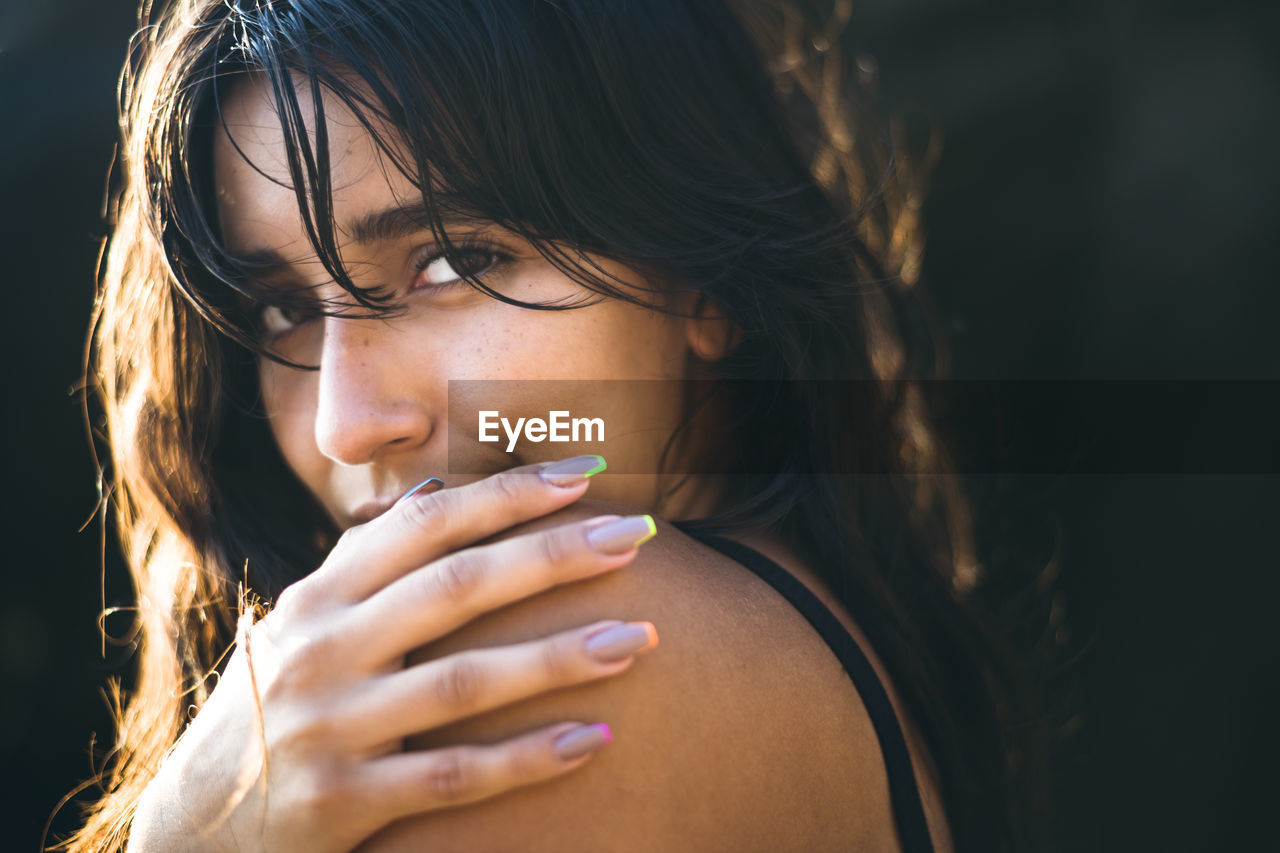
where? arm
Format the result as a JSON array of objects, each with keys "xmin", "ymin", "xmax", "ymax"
[{"xmin": 358, "ymin": 502, "xmax": 898, "ymax": 852}]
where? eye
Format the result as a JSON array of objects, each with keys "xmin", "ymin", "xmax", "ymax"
[
  {"xmin": 255, "ymin": 299, "xmax": 321, "ymax": 338},
  {"xmin": 412, "ymin": 242, "xmax": 510, "ymax": 293}
]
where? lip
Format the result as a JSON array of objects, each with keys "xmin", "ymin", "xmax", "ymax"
[{"xmin": 347, "ymin": 477, "xmax": 446, "ymax": 526}]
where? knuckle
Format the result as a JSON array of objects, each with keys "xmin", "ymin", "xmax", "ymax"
[
  {"xmin": 423, "ymin": 750, "xmax": 475, "ymax": 803},
  {"xmin": 539, "ymin": 635, "xmax": 577, "ymax": 683},
  {"xmin": 285, "ymin": 764, "xmax": 352, "ymax": 824},
  {"xmin": 426, "ymin": 551, "xmax": 485, "ymax": 607},
  {"xmin": 401, "ymin": 489, "xmax": 452, "ymax": 534},
  {"xmin": 332, "ymin": 526, "xmax": 360, "ymax": 555},
  {"xmin": 433, "ymin": 655, "xmax": 483, "ymax": 710},
  {"xmin": 275, "ymin": 644, "xmax": 313, "ymax": 690},
  {"xmin": 270, "ymin": 624, "xmax": 343, "ymax": 696},
  {"xmin": 538, "ymin": 528, "xmax": 570, "ymax": 569},
  {"xmin": 505, "ymin": 738, "xmax": 544, "ymax": 781},
  {"xmin": 271, "ymin": 705, "xmax": 333, "ymax": 757},
  {"xmin": 322, "ymin": 527, "xmax": 363, "ymax": 572},
  {"xmin": 301, "ymin": 764, "xmax": 347, "ymax": 811},
  {"xmin": 273, "ymin": 580, "xmax": 313, "ymax": 618},
  {"xmin": 489, "ymin": 470, "xmax": 525, "ymax": 505}
]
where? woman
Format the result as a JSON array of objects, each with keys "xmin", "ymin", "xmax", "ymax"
[{"xmin": 65, "ymin": 0, "xmax": 1041, "ymax": 850}]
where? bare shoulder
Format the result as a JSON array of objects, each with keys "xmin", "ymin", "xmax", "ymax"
[{"xmin": 359, "ymin": 499, "xmax": 900, "ymax": 852}]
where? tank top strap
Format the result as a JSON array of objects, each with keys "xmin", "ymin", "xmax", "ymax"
[{"xmin": 680, "ymin": 528, "xmax": 936, "ymax": 853}]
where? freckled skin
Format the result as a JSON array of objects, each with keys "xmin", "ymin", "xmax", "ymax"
[
  {"xmin": 213, "ymin": 74, "xmax": 733, "ymax": 527},
  {"xmin": 211, "ymin": 73, "xmax": 956, "ymax": 853}
]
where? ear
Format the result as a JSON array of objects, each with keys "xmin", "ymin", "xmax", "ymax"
[{"xmin": 681, "ymin": 292, "xmax": 741, "ymax": 362}]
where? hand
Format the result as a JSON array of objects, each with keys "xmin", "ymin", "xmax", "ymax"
[{"xmin": 127, "ymin": 458, "xmax": 660, "ymax": 853}]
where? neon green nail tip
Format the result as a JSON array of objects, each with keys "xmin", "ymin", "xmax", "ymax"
[
  {"xmin": 583, "ymin": 455, "xmax": 607, "ymax": 478},
  {"xmin": 634, "ymin": 514, "xmax": 657, "ymax": 546}
]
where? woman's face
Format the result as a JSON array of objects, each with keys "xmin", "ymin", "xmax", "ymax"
[{"xmin": 213, "ymin": 76, "xmax": 731, "ymax": 530}]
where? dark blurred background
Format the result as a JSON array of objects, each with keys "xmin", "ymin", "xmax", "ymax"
[{"xmin": 3, "ymin": 1, "xmax": 1277, "ymax": 850}]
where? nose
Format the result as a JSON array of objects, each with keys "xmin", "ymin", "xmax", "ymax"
[{"xmin": 313, "ymin": 315, "xmax": 433, "ymax": 466}]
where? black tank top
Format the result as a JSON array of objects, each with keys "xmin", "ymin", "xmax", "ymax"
[{"xmin": 676, "ymin": 527, "xmax": 937, "ymax": 853}]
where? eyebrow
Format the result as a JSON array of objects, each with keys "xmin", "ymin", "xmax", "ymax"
[
  {"xmin": 348, "ymin": 202, "xmax": 489, "ymax": 245},
  {"xmin": 227, "ymin": 203, "xmax": 491, "ymax": 272}
]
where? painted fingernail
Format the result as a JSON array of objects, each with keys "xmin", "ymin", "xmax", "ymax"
[
  {"xmin": 554, "ymin": 723, "xmax": 613, "ymax": 761},
  {"xmin": 539, "ymin": 455, "xmax": 606, "ymax": 487},
  {"xmin": 585, "ymin": 622, "xmax": 659, "ymax": 663},
  {"xmin": 394, "ymin": 477, "xmax": 444, "ymax": 507},
  {"xmin": 586, "ymin": 514, "xmax": 656, "ymax": 554}
]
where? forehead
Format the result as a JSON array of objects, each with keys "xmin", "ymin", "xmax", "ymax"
[{"xmin": 212, "ymin": 73, "xmax": 413, "ymax": 255}]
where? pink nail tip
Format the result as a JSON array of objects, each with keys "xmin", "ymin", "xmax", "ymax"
[{"xmin": 553, "ymin": 722, "xmax": 613, "ymax": 761}]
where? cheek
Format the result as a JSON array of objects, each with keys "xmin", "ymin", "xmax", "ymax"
[
  {"xmin": 483, "ymin": 258, "xmax": 689, "ymax": 377},
  {"xmin": 592, "ymin": 318, "xmax": 688, "ymax": 382},
  {"xmin": 465, "ymin": 307, "xmax": 690, "ymax": 470},
  {"xmin": 501, "ymin": 305, "xmax": 687, "ymax": 380},
  {"xmin": 258, "ymin": 363, "xmax": 320, "ymax": 468}
]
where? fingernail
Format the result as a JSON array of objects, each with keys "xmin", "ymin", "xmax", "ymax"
[
  {"xmin": 585, "ymin": 622, "xmax": 659, "ymax": 663},
  {"xmin": 394, "ymin": 477, "xmax": 444, "ymax": 507},
  {"xmin": 539, "ymin": 455, "xmax": 606, "ymax": 487},
  {"xmin": 586, "ymin": 514, "xmax": 656, "ymax": 554},
  {"xmin": 554, "ymin": 723, "xmax": 612, "ymax": 761}
]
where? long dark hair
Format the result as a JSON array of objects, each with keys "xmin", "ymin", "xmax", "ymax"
[{"xmin": 64, "ymin": 1, "xmax": 1046, "ymax": 850}]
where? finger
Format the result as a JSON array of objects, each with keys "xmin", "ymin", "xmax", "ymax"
[
  {"xmin": 351, "ymin": 513, "xmax": 656, "ymax": 665},
  {"xmin": 314, "ymin": 456, "xmax": 608, "ymax": 602},
  {"xmin": 353, "ymin": 720, "xmax": 614, "ymax": 826},
  {"xmin": 340, "ymin": 619, "xmax": 658, "ymax": 745}
]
